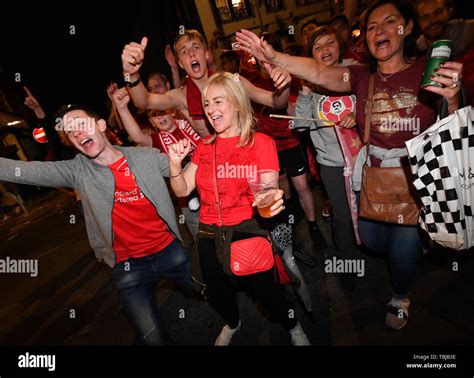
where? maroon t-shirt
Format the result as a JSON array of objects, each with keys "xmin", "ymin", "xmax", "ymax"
[
  {"xmin": 348, "ymin": 56, "xmax": 437, "ymax": 150},
  {"xmin": 250, "ymin": 73, "xmax": 301, "ymax": 152}
]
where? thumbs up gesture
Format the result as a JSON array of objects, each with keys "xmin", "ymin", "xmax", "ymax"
[{"xmin": 121, "ymin": 37, "xmax": 148, "ymax": 76}]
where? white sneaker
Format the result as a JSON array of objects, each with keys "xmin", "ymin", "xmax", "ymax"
[
  {"xmin": 214, "ymin": 321, "xmax": 241, "ymax": 346},
  {"xmin": 289, "ymin": 322, "xmax": 310, "ymax": 346}
]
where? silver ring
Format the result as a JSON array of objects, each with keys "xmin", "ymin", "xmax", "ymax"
[{"xmin": 449, "ymin": 82, "xmax": 458, "ymax": 89}]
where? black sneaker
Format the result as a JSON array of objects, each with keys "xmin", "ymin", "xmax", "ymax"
[
  {"xmin": 292, "ymin": 242, "xmax": 317, "ymax": 267},
  {"xmin": 308, "ymin": 225, "xmax": 328, "ymax": 251}
]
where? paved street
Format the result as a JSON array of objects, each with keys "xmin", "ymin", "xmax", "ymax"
[{"xmin": 0, "ymin": 188, "xmax": 473, "ymax": 346}]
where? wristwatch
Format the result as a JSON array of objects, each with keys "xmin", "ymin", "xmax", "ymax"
[{"xmin": 124, "ymin": 74, "xmax": 141, "ymax": 88}]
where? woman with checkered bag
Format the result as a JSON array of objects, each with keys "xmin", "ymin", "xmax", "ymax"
[{"xmin": 236, "ymin": 0, "xmax": 463, "ymax": 330}]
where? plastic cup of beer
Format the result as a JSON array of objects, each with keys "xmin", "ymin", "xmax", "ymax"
[{"xmin": 247, "ymin": 169, "xmax": 279, "ymax": 218}]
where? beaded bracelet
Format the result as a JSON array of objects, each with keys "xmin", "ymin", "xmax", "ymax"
[{"xmin": 170, "ymin": 169, "xmax": 183, "ymax": 179}]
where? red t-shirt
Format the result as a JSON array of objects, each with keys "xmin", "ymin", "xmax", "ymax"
[
  {"xmin": 348, "ymin": 56, "xmax": 437, "ymax": 150},
  {"xmin": 250, "ymin": 73, "xmax": 301, "ymax": 152},
  {"xmin": 191, "ymin": 133, "xmax": 280, "ymax": 226},
  {"xmin": 109, "ymin": 156, "xmax": 174, "ymax": 263}
]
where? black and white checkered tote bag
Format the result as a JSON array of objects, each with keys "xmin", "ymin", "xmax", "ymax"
[{"xmin": 405, "ymin": 106, "xmax": 473, "ymax": 250}]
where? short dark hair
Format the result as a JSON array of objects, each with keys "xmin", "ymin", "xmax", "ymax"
[
  {"xmin": 220, "ymin": 50, "xmax": 239, "ymax": 64},
  {"xmin": 363, "ymin": 0, "xmax": 420, "ymax": 73},
  {"xmin": 54, "ymin": 104, "xmax": 102, "ymax": 135},
  {"xmin": 329, "ymin": 14, "xmax": 349, "ymax": 27},
  {"xmin": 259, "ymin": 31, "xmax": 283, "ymax": 52},
  {"xmin": 306, "ymin": 25, "xmax": 345, "ymax": 62},
  {"xmin": 300, "ymin": 18, "xmax": 318, "ymax": 33},
  {"xmin": 54, "ymin": 104, "xmax": 101, "ymax": 122},
  {"xmin": 416, "ymin": 0, "xmax": 449, "ymax": 10}
]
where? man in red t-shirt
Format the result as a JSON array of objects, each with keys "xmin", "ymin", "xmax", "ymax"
[{"xmin": 0, "ymin": 104, "xmax": 193, "ymax": 345}]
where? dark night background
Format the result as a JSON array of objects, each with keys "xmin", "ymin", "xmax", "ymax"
[
  {"xmin": 0, "ymin": 0, "xmax": 203, "ymax": 118},
  {"xmin": 0, "ymin": 2, "xmax": 474, "ymax": 374}
]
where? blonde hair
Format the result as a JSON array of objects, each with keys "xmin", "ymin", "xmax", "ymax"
[
  {"xmin": 202, "ymin": 72, "xmax": 256, "ymax": 147},
  {"xmin": 173, "ymin": 29, "xmax": 208, "ymax": 56}
]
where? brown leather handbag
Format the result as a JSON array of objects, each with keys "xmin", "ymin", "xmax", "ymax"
[{"xmin": 358, "ymin": 75, "xmax": 421, "ymax": 226}]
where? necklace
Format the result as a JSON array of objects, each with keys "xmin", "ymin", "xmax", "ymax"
[{"xmin": 376, "ymin": 67, "xmax": 399, "ymax": 82}]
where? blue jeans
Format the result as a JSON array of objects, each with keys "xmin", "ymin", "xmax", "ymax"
[
  {"xmin": 358, "ymin": 219, "xmax": 422, "ymax": 298},
  {"xmin": 111, "ymin": 239, "xmax": 192, "ymax": 345}
]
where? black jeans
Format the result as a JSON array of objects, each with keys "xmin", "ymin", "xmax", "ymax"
[
  {"xmin": 198, "ymin": 237, "xmax": 297, "ymax": 331},
  {"xmin": 319, "ymin": 164, "xmax": 358, "ymax": 261}
]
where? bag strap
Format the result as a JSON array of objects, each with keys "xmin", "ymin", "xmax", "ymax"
[
  {"xmin": 212, "ymin": 142, "xmax": 223, "ymax": 226},
  {"xmin": 439, "ymin": 84, "xmax": 467, "ymax": 119},
  {"xmin": 363, "ymin": 74, "xmax": 375, "ymax": 164}
]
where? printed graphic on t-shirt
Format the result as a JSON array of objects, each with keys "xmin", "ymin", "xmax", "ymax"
[
  {"xmin": 108, "ymin": 157, "xmax": 174, "ymax": 262},
  {"xmin": 349, "ymin": 57, "xmax": 437, "ymax": 149},
  {"xmin": 371, "ymin": 89, "xmax": 419, "ymax": 136},
  {"xmin": 114, "ymin": 187, "xmax": 145, "ymax": 204},
  {"xmin": 318, "ymin": 95, "xmax": 356, "ymax": 126}
]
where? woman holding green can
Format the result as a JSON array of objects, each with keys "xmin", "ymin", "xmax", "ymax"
[{"xmin": 237, "ymin": 0, "xmax": 463, "ymax": 330}]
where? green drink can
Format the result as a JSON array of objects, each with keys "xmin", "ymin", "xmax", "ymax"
[{"xmin": 421, "ymin": 39, "xmax": 453, "ymax": 87}]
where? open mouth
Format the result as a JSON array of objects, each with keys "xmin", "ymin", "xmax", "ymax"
[
  {"xmin": 321, "ymin": 53, "xmax": 333, "ymax": 62},
  {"xmin": 375, "ymin": 39, "xmax": 390, "ymax": 50},
  {"xmin": 80, "ymin": 138, "xmax": 93, "ymax": 147},
  {"xmin": 159, "ymin": 119, "xmax": 169, "ymax": 127},
  {"xmin": 210, "ymin": 114, "xmax": 222, "ymax": 124},
  {"xmin": 191, "ymin": 60, "xmax": 201, "ymax": 73}
]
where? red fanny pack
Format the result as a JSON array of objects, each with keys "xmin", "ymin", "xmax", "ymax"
[{"xmin": 230, "ymin": 236, "xmax": 274, "ymax": 276}]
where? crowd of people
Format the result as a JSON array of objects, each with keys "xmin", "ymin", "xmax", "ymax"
[{"xmin": 0, "ymin": 0, "xmax": 471, "ymax": 345}]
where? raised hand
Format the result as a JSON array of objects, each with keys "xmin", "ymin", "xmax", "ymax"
[
  {"xmin": 164, "ymin": 44, "xmax": 178, "ymax": 71},
  {"xmin": 106, "ymin": 82, "xmax": 119, "ymax": 100},
  {"xmin": 111, "ymin": 88, "xmax": 130, "ymax": 109},
  {"xmin": 264, "ymin": 63, "xmax": 291, "ymax": 90},
  {"xmin": 167, "ymin": 139, "xmax": 191, "ymax": 163},
  {"xmin": 235, "ymin": 30, "xmax": 276, "ymax": 65},
  {"xmin": 122, "ymin": 37, "xmax": 148, "ymax": 76},
  {"xmin": 23, "ymin": 86, "xmax": 45, "ymax": 119},
  {"xmin": 24, "ymin": 86, "xmax": 41, "ymax": 110},
  {"xmin": 423, "ymin": 61, "xmax": 463, "ymax": 107}
]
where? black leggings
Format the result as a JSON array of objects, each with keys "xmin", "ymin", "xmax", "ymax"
[{"xmin": 198, "ymin": 238, "xmax": 297, "ymax": 331}]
